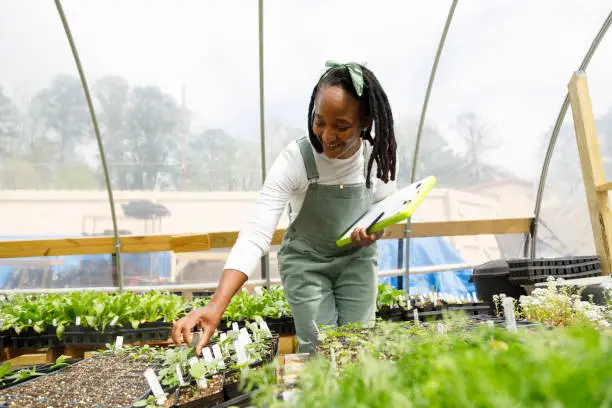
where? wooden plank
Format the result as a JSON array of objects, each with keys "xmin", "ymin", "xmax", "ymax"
[
  {"xmin": 170, "ymin": 234, "xmax": 211, "ymax": 252},
  {"xmin": 568, "ymin": 71, "xmax": 612, "ymax": 275},
  {"xmin": 0, "ymin": 218, "xmax": 532, "ymax": 259},
  {"xmin": 386, "ymin": 217, "xmax": 533, "ymax": 239},
  {"xmin": 596, "ymin": 181, "xmax": 612, "ymax": 192},
  {"xmin": 209, "ymin": 217, "xmax": 533, "ymax": 248}
]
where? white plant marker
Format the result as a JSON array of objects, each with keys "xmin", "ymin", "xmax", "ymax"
[
  {"xmin": 232, "ymin": 322, "xmax": 239, "ymax": 332},
  {"xmin": 330, "ymin": 347, "xmax": 337, "ymax": 374},
  {"xmin": 259, "ymin": 321, "xmax": 272, "ymax": 338},
  {"xmin": 239, "ymin": 328, "xmax": 252, "ymax": 345},
  {"xmin": 115, "ymin": 336, "xmax": 124, "ymax": 349},
  {"xmin": 502, "ymin": 297, "xmax": 517, "ymax": 332},
  {"xmin": 487, "ymin": 320, "xmax": 495, "ymax": 328},
  {"xmin": 202, "ymin": 347, "xmax": 214, "ymax": 362},
  {"xmin": 212, "ymin": 344, "xmax": 226, "ymax": 369},
  {"xmin": 234, "ymin": 340, "xmax": 247, "ymax": 364},
  {"xmin": 212, "ymin": 344, "xmax": 223, "ymax": 359},
  {"xmin": 175, "ymin": 364, "xmax": 187, "ymax": 386},
  {"xmin": 75, "ymin": 316, "xmax": 81, "ymax": 326},
  {"xmin": 144, "ymin": 368, "xmax": 166, "ymax": 404},
  {"xmin": 52, "ymin": 318, "xmax": 57, "ymax": 326},
  {"xmin": 188, "ymin": 357, "xmax": 207, "ymax": 389},
  {"xmin": 110, "ymin": 316, "xmax": 119, "ymax": 326},
  {"xmin": 413, "ymin": 309, "xmax": 419, "ymax": 324},
  {"xmin": 311, "ymin": 320, "xmax": 320, "ymax": 337},
  {"xmin": 437, "ymin": 323, "xmax": 446, "ymax": 335}
]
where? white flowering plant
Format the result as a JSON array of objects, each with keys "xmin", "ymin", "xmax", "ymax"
[{"xmin": 494, "ymin": 277, "xmax": 610, "ymax": 329}]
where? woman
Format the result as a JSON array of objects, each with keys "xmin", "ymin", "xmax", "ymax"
[{"xmin": 172, "ymin": 61, "xmax": 398, "ymax": 354}]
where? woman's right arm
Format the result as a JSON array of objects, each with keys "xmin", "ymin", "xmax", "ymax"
[{"xmin": 171, "ymin": 142, "xmax": 306, "ymax": 354}]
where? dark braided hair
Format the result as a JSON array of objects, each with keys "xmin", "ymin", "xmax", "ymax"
[{"xmin": 307, "ymin": 64, "xmax": 397, "ymax": 188}]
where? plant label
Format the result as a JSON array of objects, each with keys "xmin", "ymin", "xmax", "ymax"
[
  {"xmin": 75, "ymin": 316, "xmax": 81, "ymax": 326},
  {"xmin": 110, "ymin": 316, "xmax": 119, "ymax": 326},
  {"xmin": 188, "ymin": 357, "xmax": 208, "ymax": 389},
  {"xmin": 52, "ymin": 318, "xmax": 57, "ymax": 326},
  {"xmin": 212, "ymin": 344, "xmax": 223, "ymax": 359},
  {"xmin": 144, "ymin": 368, "xmax": 166, "ymax": 404},
  {"xmin": 437, "ymin": 323, "xmax": 446, "ymax": 335},
  {"xmin": 487, "ymin": 320, "xmax": 495, "ymax": 328},
  {"xmin": 502, "ymin": 297, "xmax": 517, "ymax": 332},
  {"xmin": 220, "ymin": 332, "xmax": 227, "ymax": 341},
  {"xmin": 311, "ymin": 320, "xmax": 320, "ymax": 336},
  {"xmin": 175, "ymin": 364, "xmax": 187, "ymax": 386},
  {"xmin": 202, "ymin": 347, "xmax": 214, "ymax": 362},
  {"xmin": 330, "ymin": 347, "xmax": 338, "ymax": 374},
  {"xmin": 115, "ymin": 336, "xmax": 124, "ymax": 349},
  {"xmin": 234, "ymin": 340, "xmax": 248, "ymax": 364},
  {"xmin": 259, "ymin": 321, "xmax": 273, "ymax": 338},
  {"xmin": 254, "ymin": 287, "xmax": 263, "ymax": 295},
  {"xmin": 239, "ymin": 328, "xmax": 252, "ymax": 344},
  {"xmin": 413, "ymin": 309, "xmax": 419, "ymax": 323},
  {"xmin": 232, "ymin": 322, "xmax": 239, "ymax": 332}
]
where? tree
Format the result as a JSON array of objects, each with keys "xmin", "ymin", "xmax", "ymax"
[
  {"xmin": 121, "ymin": 86, "xmax": 182, "ymax": 190},
  {"xmin": 30, "ymin": 74, "xmax": 91, "ymax": 164},
  {"xmin": 91, "ymin": 78, "xmax": 183, "ymax": 190},
  {"xmin": 187, "ymin": 129, "xmax": 260, "ymax": 191},
  {"xmin": 394, "ymin": 117, "xmax": 466, "ymax": 188},
  {"xmin": 454, "ymin": 112, "xmax": 501, "ymax": 184},
  {"xmin": 0, "ymin": 86, "xmax": 21, "ymax": 159}
]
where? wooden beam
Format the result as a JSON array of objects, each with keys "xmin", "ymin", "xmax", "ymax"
[
  {"xmin": 596, "ymin": 181, "xmax": 612, "ymax": 192},
  {"xmin": 0, "ymin": 218, "xmax": 532, "ymax": 259},
  {"xmin": 0, "ymin": 234, "xmax": 210, "ymax": 259},
  {"xmin": 568, "ymin": 71, "xmax": 612, "ymax": 275},
  {"xmin": 208, "ymin": 217, "xmax": 533, "ymax": 248}
]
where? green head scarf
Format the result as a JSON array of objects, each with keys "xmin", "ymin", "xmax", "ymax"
[{"xmin": 324, "ymin": 60, "xmax": 365, "ymax": 97}]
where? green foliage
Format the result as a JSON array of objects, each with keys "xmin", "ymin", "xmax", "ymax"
[
  {"xmin": 0, "ymin": 290, "xmax": 188, "ymax": 337},
  {"xmin": 249, "ymin": 319, "xmax": 612, "ymax": 407}
]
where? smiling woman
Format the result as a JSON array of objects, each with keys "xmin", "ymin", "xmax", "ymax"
[{"xmin": 172, "ymin": 61, "xmax": 400, "ymax": 354}]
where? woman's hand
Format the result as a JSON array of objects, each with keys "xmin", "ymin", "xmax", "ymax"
[
  {"xmin": 171, "ymin": 268, "xmax": 248, "ymax": 355},
  {"xmin": 351, "ymin": 227, "xmax": 385, "ymax": 247},
  {"xmin": 171, "ymin": 302, "xmax": 224, "ymax": 355}
]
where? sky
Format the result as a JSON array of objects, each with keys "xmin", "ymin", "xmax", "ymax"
[{"xmin": 1, "ymin": 0, "xmax": 612, "ymax": 182}]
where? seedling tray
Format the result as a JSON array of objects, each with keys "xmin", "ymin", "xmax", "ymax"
[
  {"xmin": 63, "ymin": 326, "xmax": 118, "ymax": 346},
  {"xmin": 0, "ymin": 358, "xmax": 82, "ymax": 391},
  {"xmin": 0, "ymin": 354, "xmax": 160, "ymax": 407},
  {"xmin": 376, "ymin": 306, "xmax": 407, "ymax": 321},
  {"xmin": 265, "ymin": 317, "xmax": 296, "ymax": 335},
  {"xmin": 174, "ymin": 377, "xmax": 225, "ymax": 408},
  {"xmin": 10, "ymin": 327, "xmax": 61, "ymax": 350}
]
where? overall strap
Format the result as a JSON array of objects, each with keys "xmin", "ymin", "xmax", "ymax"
[{"xmin": 296, "ymin": 136, "xmax": 319, "ymax": 183}]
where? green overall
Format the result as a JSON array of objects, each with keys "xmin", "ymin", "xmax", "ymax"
[{"xmin": 278, "ymin": 136, "xmax": 378, "ymax": 354}]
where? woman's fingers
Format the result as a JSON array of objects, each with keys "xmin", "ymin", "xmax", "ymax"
[{"xmin": 352, "ymin": 228, "xmax": 376, "ymax": 246}]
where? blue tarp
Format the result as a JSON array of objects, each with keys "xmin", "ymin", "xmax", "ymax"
[
  {"xmin": 0, "ymin": 235, "xmax": 171, "ymax": 287},
  {"xmin": 377, "ymin": 236, "xmax": 475, "ymax": 297}
]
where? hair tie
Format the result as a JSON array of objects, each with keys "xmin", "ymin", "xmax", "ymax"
[{"xmin": 324, "ymin": 60, "xmax": 365, "ymax": 97}]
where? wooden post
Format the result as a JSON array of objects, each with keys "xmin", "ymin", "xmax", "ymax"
[{"xmin": 567, "ymin": 71, "xmax": 612, "ymax": 275}]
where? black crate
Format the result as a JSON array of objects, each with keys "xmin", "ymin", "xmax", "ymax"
[
  {"xmin": 10, "ymin": 327, "xmax": 61, "ymax": 350},
  {"xmin": 508, "ymin": 256, "xmax": 601, "ymax": 285},
  {"xmin": 63, "ymin": 326, "xmax": 119, "ymax": 346}
]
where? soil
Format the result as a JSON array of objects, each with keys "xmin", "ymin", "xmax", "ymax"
[
  {"xmin": 175, "ymin": 376, "xmax": 224, "ymax": 406},
  {"xmin": 0, "ymin": 354, "xmax": 159, "ymax": 407}
]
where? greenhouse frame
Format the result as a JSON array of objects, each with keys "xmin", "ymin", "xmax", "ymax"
[{"xmin": 0, "ymin": 1, "xmax": 611, "ymax": 407}]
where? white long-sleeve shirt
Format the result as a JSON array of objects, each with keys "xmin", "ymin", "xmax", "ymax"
[{"xmin": 224, "ymin": 138, "xmax": 398, "ymax": 278}]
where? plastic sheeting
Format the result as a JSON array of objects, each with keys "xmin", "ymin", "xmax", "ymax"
[{"xmin": 378, "ymin": 236, "xmax": 476, "ymax": 297}]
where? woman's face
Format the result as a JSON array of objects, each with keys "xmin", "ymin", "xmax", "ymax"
[{"xmin": 312, "ymin": 85, "xmax": 363, "ymax": 159}]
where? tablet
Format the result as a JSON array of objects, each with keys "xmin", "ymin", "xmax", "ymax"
[{"xmin": 335, "ymin": 175, "xmax": 437, "ymax": 247}]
